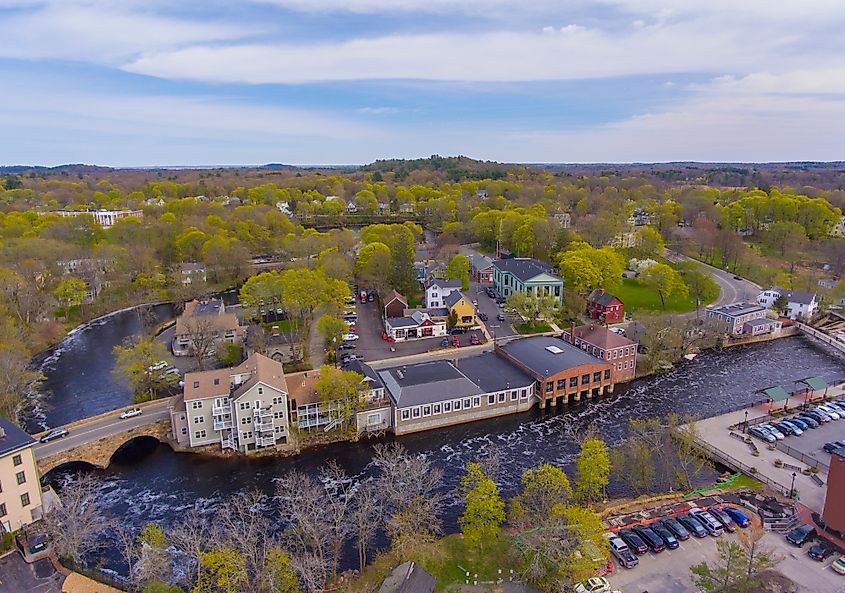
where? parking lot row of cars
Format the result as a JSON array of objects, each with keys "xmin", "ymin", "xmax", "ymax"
[
  {"xmin": 786, "ymin": 523, "xmax": 845, "ymax": 570},
  {"xmin": 747, "ymin": 401, "xmax": 845, "ymax": 444}
]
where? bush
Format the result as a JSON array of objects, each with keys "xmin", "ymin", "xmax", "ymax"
[
  {"xmin": 774, "ymin": 459, "xmax": 784, "ymax": 468},
  {"xmin": 216, "ymin": 342, "xmax": 243, "ymax": 366}
]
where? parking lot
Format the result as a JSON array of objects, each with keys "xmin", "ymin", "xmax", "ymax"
[
  {"xmin": 776, "ymin": 414, "xmax": 845, "ymax": 466},
  {"xmin": 0, "ymin": 553, "xmax": 63, "ymax": 593},
  {"xmin": 469, "ymin": 281, "xmax": 518, "ymax": 339}
]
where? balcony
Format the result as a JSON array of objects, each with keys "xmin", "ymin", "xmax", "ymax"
[
  {"xmin": 221, "ymin": 434, "xmax": 236, "ymax": 451},
  {"xmin": 212, "ymin": 403, "xmax": 228, "ymax": 416},
  {"xmin": 255, "ymin": 434, "xmax": 277, "ymax": 448},
  {"xmin": 253, "ymin": 407, "xmax": 273, "ymax": 419},
  {"xmin": 253, "ymin": 419, "xmax": 274, "ymax": 432},
  {"xmin": 214, "ymin": 418, "xmax": 234, "ymax": 431}
]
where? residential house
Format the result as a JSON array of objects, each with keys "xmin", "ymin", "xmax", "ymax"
[
  {"xmin": 55, "ymin": 209, "xmax": 142, "ymax": 228},
  {"xmin": 495, "ymin": 336, "xmax": 614, "ymax": 406},
  {"xmin": 346, "ymin": 201, "xmax": 358, "ymax": 213},
  {"xmin": 180, "ymin": 262, "xmax": 207, "ymax": 285},
  {"xmin": 445, "ymin": 291, "xmax": 477, "ymax": 327},
  {"xmin": 586, "ymin": 289, "xmax": 625, "ymax": 323},
  {"xmin": 275, "ymin": 201, "xmax": 292, "ymax": 215},
  {"xmin": 467, "ymin": 253, "xmax": 494, "ymax": 284},
  {"xmin": 173, "ymin": 298, "xmax": 246, "ymax": 356},
  {"xmin": 831, "ymin": 216, "xmax": 845, "ymax": 238},
  {"xmin": 819, "ymin": 278, "xmax": 837, "ymax": 290},
  {"xmin": 383, "ymin": 290, "xmax": 408, "ymax": 319},
  {"xmin": 757, "ymin": 287, "xmax": 819, "ymax": 321},
  {"xmin": 379, "ymin": 562, "xmax": 435, "ymax": 593},
  {"xmin": 384, "ymin": 311, "xmax": 447, "ymax": 342},
  {"xmin": 560, "ymin": 324, "xmax": 638, "ymax": 383},
  {"xmin": 554, "ymin": 210, "xmax": 571, "ymax": 229},
  {"xmin": 425, "ymin": 279, "xmax": 462, "ymax": 308},
  {"xmin": 380, "ymin": 353, "xmax": 535, "ymax": 435},
  {"xmin": 170, "ymin": 353, "xmax": 290, "ymax": 453},
  {"xmin": 57, "ymin": 257, "xmax": 110, "ymax": 303},
  {"xmin": 476, "ymin": 190, "xmax": 489, "ymax": 200},
  {"xmin": 0, "ymin": 418, "xmax": 44, "ymax": 532},
  {"xmin": 492, "ymin": 258, "xmax": 564, "ymax": 302},
  {"xmin": 705, "ymin": 302, "xmax": 779, "ymax": 336}
]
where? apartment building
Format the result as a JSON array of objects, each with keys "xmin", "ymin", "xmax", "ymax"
[
  {"xmin": 0, "ymin": 418, "xmax": 44, "ymax": 533},
  {"xmin": 55, "ymin": 209, "xmax": 142, "ymax": 227},
  {"xmin": 560, "ymin": 324, "xmax": 638, "ymax": 383}
]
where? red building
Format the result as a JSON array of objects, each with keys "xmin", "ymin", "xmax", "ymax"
[
  {"xmin": 823, "ymin": 447, "xmax": 845, "ymax": 533},
  {"xmin": 586, "ymin": 289, "xmax": 625, "ymax": 323},
  {"xmin": 560, "ymin": 324, "xmax": 638, "ymax": 383},
  {"xmin": 383, "ymin": 290, "xmax": 408, "ymax": 319}
]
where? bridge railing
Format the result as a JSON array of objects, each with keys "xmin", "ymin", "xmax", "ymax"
[{"xmin": 32, "ymin": 396, "xmax": 176, "ymax": 439}]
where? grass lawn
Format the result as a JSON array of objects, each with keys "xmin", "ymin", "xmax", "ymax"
[
  {"xmin": 415, "ymin": 534, "xmax": 518, "ymax": 591},
  {"xmin": 262, "ymin": 319, "xmax": 297, "ymax": 332},
  {"xmin": 616, "ymin": 278, "xmax": 702, "ymax": 315},
  {"xmin": 515, "ymin": 321, "xmax": 553, "ymax": 334}
]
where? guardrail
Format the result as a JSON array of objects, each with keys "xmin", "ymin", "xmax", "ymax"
[
  {"xmin": 692, "ymin": 438, "xmax": 791, "ymax": 497},
  {"xmin": 774, "ymin": 442, "xmax": 829, "ymax": 472}
]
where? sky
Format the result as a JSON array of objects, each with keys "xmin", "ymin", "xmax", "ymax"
[{"xmin": 1, "ymin": 0, "xmax": 845, "ymax": 166}]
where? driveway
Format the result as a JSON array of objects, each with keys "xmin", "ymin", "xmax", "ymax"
[
  {"xmin": 469, "ymin": 282, "xmax": 517, "ymax": 338},
  {"xmin": 0, "ymin": 553, "xmax": 63, "ymax": 593}
]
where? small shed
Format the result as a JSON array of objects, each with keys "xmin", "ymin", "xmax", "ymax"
[{"xmin": 383, "ymin": 290, "xmax": 408, "ymax": 319}]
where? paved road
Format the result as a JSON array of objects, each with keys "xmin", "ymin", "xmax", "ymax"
[
  {"xmin": 665, "ymin": 249, "xmax": 760, "ymax": 307},
  {"xmin": 34, "ymin": 399, "xmax": 172, "ymax": 459},
  {"xmin": 468, "ymin": 281, "xmax": 518, "ymax": 338}
]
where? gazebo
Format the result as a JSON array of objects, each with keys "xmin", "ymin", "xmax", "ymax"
[
  {"xmin": 758, "ymin": 385, "xmax": 792, "ymax": 411},
  {"xmin": 796, "ymin": 376, "xmax": 829, "ymax": 403}
]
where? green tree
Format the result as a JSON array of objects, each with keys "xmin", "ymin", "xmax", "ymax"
[
  {"xmin": 355, "ymin": 242, "xmax": 392, "ymax": 298},
  {"xmin": 53, "ymin": 277, "xmax": 87, "ymax": 321},
  {"xmin": 264, "ymin": 546, "xmax": 302, "ymax": 593},
  {"xmin": 510, "ymin": 463, "xmax": 572, "ymax": 524},
  {"xmin": 574, "ymin": 436, "xmax": 610, "ymax": 504},
  {"xmin": 640, "ymin": 263, "xmax": 688, "ymax": 309},
  {"xmin": 112, "ymin": 336, "xmax": 176, "ymax": 402},
  {"xmin": 315, "ymin": 365, "xmax": 365, "ymax": 431},
  {"xmin": 193, "ymin": 549, "xmax": 248, "ymax": 593},
  {"xmin": 557, "ymin": 244, "xmax": 625, "ymax": 293},
  {"xmin": 445, "ymin": 254, "xmax": 470, "ymax": 290},
  {"xmin": 459, "ymin": 462, "xmax": 505, "ymax": 550},
  {"xmin": 360, "ymin": 224, "xmax": 416, "ymax": 295},
  {"xmin": 142, "ymin": 583, "xmax": 184, "ymax": 593},
  {"xmin": 507, "ymin": 291, "xmax": 558, "ymax": 330},
  {"xmin": 317, "ymin": 314, "xmax": 348, "ymax": 358},
  {"xmin": 691, "ymin": 525, "xmax": 779, "ymax": 593},
  {"xmin": 676, "ymin": 262, "xmax": 718, "ymax": 317},
  {"xmin": 764, "ymin": 221, "xmax": 806, "ymax": 257},
  {"xmin": 634, "ymin": 226, "xmax": 665, "ymax": 258}
]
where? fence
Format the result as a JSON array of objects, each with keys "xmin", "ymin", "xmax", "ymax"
[
  {"xmin": 692, "ymin": 438, "xmax": 791, "ymax": 497},
  {"xmin": 774, "ymin": 441, "xmax": 829, "ymax": 472}
]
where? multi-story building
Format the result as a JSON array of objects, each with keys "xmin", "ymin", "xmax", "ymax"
[
  {"xmin": 823, "ymin": 446, "xmax": 845, "ymax": 533},
  {"xmin": 495, "ymin": 336, "xmax": 614, "ymax": 407},
  {"xmin": 170, "ymin": 353, "xmax": 290, "ymax": 453},
  {"xmin": 492, "ymin": 258, "xmax": 564, "ymax": 302},
  {"xmin": 425, "ymin": 280, "xmax": 462, "ymax": 308},
  {"xmin": 55, "ymin": 209, "xmax": 142, "ymax": 227},
  {"xmin": 384, "ymin": 311, "xmax": 447, "ymax": 342},
  {"xmin": 0, "ymin": 418, "xmax": 44, "ymax": 533},
  {"xmin": 757, "ymin": 287, "xmax": 819, "ymax": 321},
  {"xmin": 560, "ymin": 324, "xmax": 638, "ymax": 383},
  {"xmin": 705, "ymin": 302, "xmax": 779, "ymax": 336},
  {"xmin": 173, "ymin": 298, "xmax": 246, "ymax": 356},
  {"xmin": 380, "ymin": 353, "xmax": 535, "ymax": 435},
  {"xmin": 467, "ymin": 253, "xmax": 494, "ymax": 284},
  {"xmin": 444, "ymin": 291, "xmax": 477, "ymax": 327},
  {"xmin": 586, "ymin": 289, "xmax": 625, "ymax": 323}
]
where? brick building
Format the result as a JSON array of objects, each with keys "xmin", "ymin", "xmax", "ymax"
[
  {"xmin": 586, "ymin": 289, "xmax": 625, "ymax": 323},
  {"xmin": 822, "ymin": 447, "xmax": 845, "ymax": 533},
  {"xmin": 560, "ymin": 324, "xmax": 638, "ymax": 383}
]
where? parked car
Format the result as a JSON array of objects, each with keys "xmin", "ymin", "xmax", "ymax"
[
  {"xmin": 786, "ymin": 417, "xmax": 810, "ymax": 430},
  {"xmin": 823, "ymin": 441, "xmax": 845, "ymax": 453},
  {"xmin": 452, "ymin": 336, "xmax": 460, "ymax": 348},
  {"xmin": 440, "ymin": 337, "xmax": 450, "ymax": 347},
  {"xmin": 795, "ymin": 414, "xmax": 819, "ymax": 428},
  {"xmin": 817, "ymin": 404, "xmax": 841, "ymax": 419},
  {"xmin": 676, "ymin": 513, "xmax": 708, "ymax": 538},
  {"xmin": 470, "ymin": 334, "xmax": 480, "ymax": 345},
  {"xmin": 609, "ymin": 327, "xmax": 626, "ymax": 335},
  {"xmin": 342, "ymin": 333, "xmax": 359, "ymax": 341},
  {"xmin": 803, "ymin": 410, "xmax": 830, "ymax": 423},
  {"xmin": 650, "ymin": 523, "xmax": 679, "ymax": 549},
  {"xmin": 148, "ymin": 360, "xmax": 168, "ymax": 372},
  {"xmin": 771, "ymin": 421, "xmax": 796, "ymax": 436},
  {"xmin": 450, "ymin": 327, "xmax": 468, "ymax": 335},
  {"xmin": 777, "ymin": 420, "xmax": 803, "ymax": 435},
  {"xmin": 831, "ymin": 555, "xmax": 845, "ymax": 575},
  {"xmin": 808, "ymin": 542, "xmax": 835, "ymax": 561},
  {"xmin": 618, "ymin": 528, "xmax": 649, "ymax": 555},
  {"xmin": 689, "ymin": 508, "xmax": 724, "ymax": 537},
  {"xmin": 367, "ymin": 294, "xmax": 374, "ymax": 302},
  {"xmin": 39, "ymin": 428, "xmax": 69, "ymax": 443},
  {"xmin": 749, "ymin": 426, "xmax": 776, "ymax": 443},
  {"xmin": 604, "ymin": 533, "xmax": 639, "ymax": 568},
  {"xmin": 720, "ymin": 506, "xmax": 750, "ymax": 528},
  {"xmin": 338, "ymin": 343, "xmax": 356, "ymax": 350},
  {"xmin": 497, "ymin": 313, "xmax": 506, "ymax": 321},
  {"xmin": 708, "ymin": 507, "xmax": 737, "ymax": 533},
  {"xmin": 161, "ymin": 368, "xmax": 181, "ymax": 379},
  {"xmin": 478, "ymin": 312, "xmax": 489, "ymax": 321},
  {"xmin": 631, "ymin": 524, "xmax": 666, "ymax": 552},
  {"xmin": 786, "ymin": 524, "xmax": 817, "ymax": 546},
  {"xmin": 573, "ymin": 577, "xmax": 610, "ymax": 593},
  {"xmin": 119, "ymin": 408, "xmax": 142, "ymax": 419},
  {"xmin": 660, "ymin": 517, "xmax": 691, "ymax": 540},
  {"xmin": 759, "ymin": 424, "xmax": 784, "ymax": 440},
  {"xmin": 827, "ymin": 401, "xmax": 845, "ymax": 414}
]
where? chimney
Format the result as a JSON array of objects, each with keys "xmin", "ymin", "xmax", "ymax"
[{"xmin": 569, "ymin": 322, "xmax": 576, "ymax": 344}]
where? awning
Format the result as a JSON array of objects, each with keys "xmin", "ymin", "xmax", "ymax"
[
  {"xmin": 760, "ymin": 386, "xmax": 791, "ymax": 402},
  {"xmin": 798, "ymin": 376, "xmax": 828, "ymax": 391}
]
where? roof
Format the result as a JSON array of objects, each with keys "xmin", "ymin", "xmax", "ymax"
[
  {"xmin": 468, "ymin": 253, "xmax": 493, "ymax": 271},
  {"xmin": 563, "ymin": 324, "xmax": 636, "ymax": 349},
  {"xmin": 455, "ymin": 352, "xmax": 534, "ymax": 393},
  {"xmin": 285, "ymin": 370, "xmax": 321, "ymax": 407},
  {"xmin": 181, "ymin": 262, "xmax": 205, "ymax": 272},
  {"xmin": 587, "ymin": 289, "xmax": 622, "ymax": 307},
  {"xmin": 386, "ymin": 316, "xmax": 424, "ymax": 328},
  {"xmin": 760, "ymin": 386, "xmax": 791, "ymax": 402},
  {"xmin": 185, "ymin": 298, "xmax": 223, "ymax": 316},
  {"xmin": 345, "ymin": 359, "xmax": 384, "ymax": 390},
  {"xmin": 798, "ymin": 376, "xmax": 828, "ymax": 391},
  {"xmin": 707, "ymin": 302, "xmax": 766, "ymax": 317},
  {"xmin": 403, "ymin": 307, "xmax": 449, "ymax": 318},
  {"xmin": 379, "ymin": 360, "xmax": 482, "ymax": 407},
  {"xmin": 63, "ymin": 571, "xmax": 124, "ymax": 593},
  {"xmin": 0, "ymin": 417, "xmax": 35, "ymax": 457},
  {"xmin": 384, "ymin": 290, "xmax": 407, "ymax": 306},
  {"xmin": 783, "ymin": 290, "xmax": 816, "ymax": 305},
  {"xmin": 745, "ymin": 318, "xmax": 775, "ymax": 327},
  {"xmin": 492, "ymin": 258, "xmax": 561, "ymax": 283},
  {"xmin": 378, "ymin": 562, "xmax": 435, "ymax": 593},
  {"xmin": 497, "ymin": 336, "xmax": 607, "ymax": 379},
  {"xmin": 428, "ymin": 279, "xmax": 462, "ymax": 290},
  {"xmin": 183, "ymin": 353, "xmax": 288, "ymax": 400},
  {"xmin": 444, "ymin": 291, "xmax": 469, "ymax": 308},
  {"xmin": 175, "ymin": 299, "xmax": 243, "ymax": 336}
]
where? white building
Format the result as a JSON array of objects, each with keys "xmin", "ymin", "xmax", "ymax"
[
  {"xmin": 425, "ymin": 279, "xmax": 462, "ymax": 308},
  {"xmin": 384, "ymin": 311, "xmax": 447, "ymax": 342},
  {"xmin": 55, "ymin": 209, "xmax": 142, "ymax": 228},
  {"xmin": 705, "ymin": 302, "xmax": 780, "ymax": 336},
  {"xmin": 831, "ymin": 216, "xmax": 845, "ymax": 238},
  {"xmin": 276, "ymin": 201, "xmax": 292, "ymax": 215},
  {"xmin": 758, "ymin": 287, "xmax": 819, "ymax": 321}
]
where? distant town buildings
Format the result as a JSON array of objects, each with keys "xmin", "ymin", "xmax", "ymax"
[
  {"xmin": 55, "ymin": 209, "xmax": 142, "ymax": 228},
  {"xmin": 830, "ymin": 215, "xmax": 845, "ymax": 238},
  {"xmin": 172, "ymin": 298, "xmax": 245, "ymax": 356},
  {"xmin": 0, "ymin": 418, "xmax": 44, "ymax": 532},
  {"xmin": 180, "ymin": 262, "xmax": 207, "ymax": 285}
]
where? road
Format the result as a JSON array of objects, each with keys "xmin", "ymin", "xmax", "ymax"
[
  {"xmin": 34, "ymin": 398, "xmax": 172, "ymax": 459},
  {"xmin": 665, "ymin": 249, "xmax": 761, "ymax": 307}
]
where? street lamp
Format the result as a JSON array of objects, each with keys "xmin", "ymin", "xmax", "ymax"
[
  {"xmin": 744, "ymin": 410, "xmax": 749, "ymax": 433},
  {"xmin": 790, "ymin": 472, "xmax": 797, "ymax": 499}
]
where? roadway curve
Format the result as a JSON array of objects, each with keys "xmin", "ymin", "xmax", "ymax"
[
  {"xmin": 34, "ymin": 398, "xmax": 173, "ymax": 459},
  {"xmin": 665, "ymin": 249, "xmax": 761, "ymax": 307}
]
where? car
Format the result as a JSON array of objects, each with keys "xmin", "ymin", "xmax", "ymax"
[
  {"xmin": 119, "ymin": 408, "xmax": 142, "ymax": 419},
  {"xmin": 777, "ymin": 420, "xmax": 803, "ymax": 435},
  {"xmin": 609, "ymin": 327, "xmax": 626, "ymax": 335},
  {"xmin": 827, "ymin": 401, "xmax": 845, "ymax": 414},
  {"xmin": 497, "ymin": 313, "xmax": 506, "ymax": 321},
  {"xmin": 148, "ymin": 360, "xmax": 168, "ymax": 372},
  {"xmin": 808, "ymin": 542, "xmax": 835, "ymax": 561},
  {"xmin": 478, "ymin": 312, "xmax": 489, "ymax": 321},
  {"xmin": 721, "ymin": 506, "xmax": 750, "ymax": 528},
  {"xmin": 452, "ymin": 336, "xmax": 460, "ymax": 347},
  {"xmin": 470, "ymin": 334, "xmax": 480, "ymax": 345},
  {"xmin": 472, "ymin": 299, "xmax": 478, "ymax": 306},
  {"xmin": 342, "ymin": 333, "xmax": 359, "ymax": 341},
  {"xmin": 787, "ymin": 417, "xmax": 810, "ymax": 430},
  {"xmin": 39, "ymin": 428, "xmax": 69, "ymax": 443},
  {"xmin": 161, "ymin": 368, "xmax": 181, "ymax": 379},
  {"xmin": 604, "ymin": 533, "xmax": 639, "ymax": 568},
  {"xmin": 733, "ymin": 275, "xmax": 743, "ymax": 280},
  {"xmin": 823, "ymin": 441, "xmax": 845, "ymax": 453},
  {"xmin": 676, "ymin": 513, "xmax": 708, "ymax": 538},
  {"xmin": 650, "ymin": 523, "xmax": 679, "ymax": 549},
  {"xmin": 618, "ymin": 528, "xmax": 649, "ymax": 555},
  {"xmin": 485, "ymin": 288, "xmax": 496, "ymax": 298},
  {"xmin": 632, "ymin": 524, "xmax": 666, "ymax": 552},
  {"xmin": 367, "ymin": 294, "xmax": 374, "ymax": 302},
  {"xmin": 689, "ymin": 508, "xmax": 724, "ymax": 536},
  {"xmin": 749, "ymin": 426, "xmax": 776, "ymax": 443},
  {"xmin": 708, "ymin": 507, "xmax": 737, "ymax": 533},
  {"xmin": 817, "ymin": 404, "xmax": 841, "ymax": 419},
  {"xmin": 346, "ymin": 325, "xmax": 357, "ymax": 332},
  {"xmin": 759, "ymin": 424, "xmax": 785, "ymax": 440},
  {"xmin": 338, "ymin": 343, "xmax": 356, "ymax": 350},
  {"xmin": 771, "ymin": 421, "xmax": 796, "ymax": 436},
  {"xmin": 832, "ymin": 555, "xmax": 845, "ymax": 575},
  {"xmin": 786, "ymin": 524, "xmax": 817, "ymax": 546},
  {"xmin": 803, "ymin": 409, "xmax": 830, "ymax": 423},
  {"xmin": 573, "ymin": 577, "xmax": 610, "ymax": 593},
  {"xmin": 660, "ymin": 517, "xmax": 691, "ymax": 540},
  {"xmin": 440, "ymin": 337, "xmax": 450, "ymax": 347},
  {"xmin": 795, "ymin": 414, "xmax": 819, "ymax": 428},
  {"xmin": 450, "ymin": 327, "xmax": 468, "ymax": 334}
]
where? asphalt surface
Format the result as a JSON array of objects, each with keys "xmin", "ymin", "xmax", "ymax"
[
  {"xmin": 665, "ymin": 249, "xmax": 761, "ymax": 307},
  {"xmin": 469, "ymin": 281, "xmax": 518, "ymax": 338},
  {"xmin": 0, "ymin": 553, "xmax": 63, "ymax": 593},
  {"xmin": 33, "ymin": 398, "xmax": 172, "ymax": 459}
]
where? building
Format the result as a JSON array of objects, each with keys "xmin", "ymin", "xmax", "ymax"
[
  {"xmin": 384, "ymin": 311, "xmax": 447, "ymax": 342},
  {"xmin": 444, "ymin": 291, "xmax": 477, "ymax": 327},
  {"xmin": 705, "ymin": 302, "xmax": 778, "ymax": 336},
  {"xmin": 380, "ymin": 353, "xmax": 535, "ymax": 435},
  {"xmin": 831, "ymin": 216, "xmax": 845, "ymax": 238},
  {"xmin": 560, "ymin": 324, "xmax": 638, "ymax": 383},
  {"xmin": 586, "ymin": 289, "xmax": 625, "ymax": 323},
  {"xmin": 180, "ymin": 262, "xmax": 207, "ymax": 285},
  {"xmin": 0, "ymin": 418, "xmax": 44, "ymax": 533},
  {"xmin": 55, "ymin": 209, "xmax": 142, "ymax": 228},
  {"xmin": 173, "ymin": 298, "xmax": 246, "ymax": 356},
  {"xmin": 383, "ymin": 290, "xmax": 408, "ymax": 319},
  {"xmin": 822, "ymin": 447, "xmax": 845, "ymax": 533},
  {"xmin": 492, "ymin": 258, "xmax": 564, "ymax": 302},
  {"xmin": 495, "ymin": 336, "xmax": 614, "ymax": 407},
  {"xmin": 554, "ymin": 210, "xmax": 571, "ymax": 229},
  {"xmin": 57, "ymin": 257, "xmax": 111, "ymax": 303},
  {"xmin": 757, "ymin": 287, "xmax": 819, "ymax": 321},
  {"xmin": 425, "ymin": 279, "xmax": 462, "ymax": 308},
  {"xmin": 170, "ymin": 353, "xmax": 290, "ymax": 453},
  {"xmin": 276, "ymin": 201, "xmax": 292, "ymax": 215},
  {"xmin": 467, "ymin": 253, "xmax": 494, "ymax": 284},
  {"xmin": 379, "ymin": 562, "xmax": 435, "ymax": 593}
]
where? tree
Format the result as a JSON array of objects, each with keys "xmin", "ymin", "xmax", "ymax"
[
  {"xmin": 691, "ymin": 525, "xmax": 779, "ymax": 593},
  {"xmin": 507, "ymin": 292, "xmax": 558, "ymax": 329},
  {"xmin": 676, "ymin": 262, "xmax": 718, "ymax": 317},
  {"xmin": 668, "ymin": 413, "xmax": 713, "ymax": 490},
  {"xmin": 772, "ymin": 294, "xmax": 788, "ymax": 314},
  {"xmin": 193, "ymin": 549, "xmax": 248, "ymax": 593},
  {"xmin": 765, "ymin": 221, "xmax": 806, "ymax": 257},
  {"xmin": 349, "ymin": 481, "xmax": 380, "ymax": 571},
  {"xmin": 459, "ymin": 463, "xmax": 505, "ymax": 550},
  {"xmin": 634, "ymin": 226, "xmax": 665, "ymax": 259},
  {"xmin": 0, "ymin": 318, "xmax": 40, "ymax": 420},
  {"xmin": 446, "ymin": 254, "xmax": 470, "ymax": 290},
  {"xmin": 574, "ymin": 437, "xmax": 610, "ymax": 504},
  {"xmin": 354, "ymin": 242, "xmax": 392, "ymax": 298},
  {"xmin": 53, "ymin": 276, "xmax": 87, "ymax": 321},
  {"xmin": 316, "ymin": 315, "xmax": 347, "ymax": 359},
  {"xmin": 510, "ymin": 464, "xmax": 572, "ymax": 525},
  {"xmin": 180, "ymin": 314, "xmax": 221, "ymax": 371},
  {"xmin": 137, "ymin": 523, "xmax": 172, "ymax": 587},
  {"xmin": 43, "ymin": 473, "xmax": 110, "ymax": 566},
  {"xmin": 264, "ymin": 547, "xmax": 301, "ymax": 593},
  {"xmin": 168, "ymin": 509, "xmax": 211, "ymax": 587},
  {"xmin": 113, "ymin": 336, "xmax": 177, "ymax": 402},
  {"xmin": 610, "ymin": 438, "xmax": 656, "ymax": 496},
  {"xmin": 314, "ymin": 365, "xmax": 365, "ymax": 431},
  {"xmin": 142, "ymin": 583, "xmax": 184, "ymax": 593},
  {"xmin": 640, "ymin": 263, "xmax": 688, "ymax": 309},
  {"xmin": 557, "ymin": 244, "xmax": 625, "ymax": 294},
  {"xmin": 359, "ymin": 224, "xmax": 416, "ymax": 295}
]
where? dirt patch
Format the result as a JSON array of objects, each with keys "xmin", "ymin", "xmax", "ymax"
[{"xmin": 748, "ymin": 569, "xmax": 798, "ymax": 593}]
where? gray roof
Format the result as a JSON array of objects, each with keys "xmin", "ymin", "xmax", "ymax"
[
  {"xmin": 428, "ymin": 279, "xmax": 462, "ymax": 290},
  {"xmin": 0, "ymin": 417, "xmax": 36, "ymax": 457},
  {"xmin": 707, "ymin": 302, "xmax": 765, "ymax": 317},
  {"xmin": 379, "ymin": 360, "xmax": 482, "ymax": 407},
  {"xmin": 444, "ymin": 291, "xmax": 468, "ymax": 308},
  {"xmin": 492, "ymin": 258, "xmax": 560, "ymax": 283},
  {"xmin": 379, "ymin": 562, "xmax": 435, "ymax": 593},
  {"xmin": 193, "ymin": 299, "xmax": 223, "ymax": 316},
  {"xmin": 344, "ymin": 360, "xmax": 384, "ymax": 390},
  {"xmin": 587, "ymin": 289, "xmax": 620, "ymax": 307},
  {"xmin": 181, "ymin": 262, "xmax": 205, "ymax": 272},
  {"xmin": 385, "ymin": 316, "xmax": 420, "ymax": 328},
  {"xmin": 404, "ymin": 307, "xmax": 449, "ymax": 318},
  {"xmin": 783, "ymin": 290, "xmax": 816, "ymax": 305},
  {"xmin": 456, "ymin": 352, "xmax": 534, "ymax": 393},
  {"xmin": 468, "ymin": 253, "xmax": 493, "ymax": 271},
  {"xmin": 498, "ymin": 336, "xmax": 606, "ymax": 379},
  {"xmin": 745, "ymin": 318, "xmax": 775, "ymax": 327}
]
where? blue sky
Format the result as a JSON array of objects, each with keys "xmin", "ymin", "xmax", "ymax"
[{"xmin": 1, "ymin": 0, "xmax": 845, "ymax": 166}]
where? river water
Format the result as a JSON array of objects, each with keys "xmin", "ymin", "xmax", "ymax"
[{"xmin": 36, "ymin": 310, "xmax": 845, "ymax": 573}]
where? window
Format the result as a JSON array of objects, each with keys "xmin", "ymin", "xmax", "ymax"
[
  {"xmin": 520, "ymin": 388, "xmax": 528, "ymax": 399},
  {"xmin": 488, "ymin": 394, "xmax": 495, "ymax": 404},
  {"xmin": 367, "ymin": 413, "xmax": 380, "ymax": 425},
  {"xmin": 545, "ymin": 382, "xmax": 553, "ymax": 393},
  {"xmin": 12, "ymin": 454, "xmax": 22, "ymax": 466},
  {"xmin": 194, "ymin": 416, "xmax": 204, "ymax": 424},
  {"xmin": 498, "ymin": 392, "xmax": 506, "ymax": 402},
  {"xmin": 511, "ymin": 391, "xmax": 518, "ymax": 401},
  {"xmin": 241, "ymin": 417, "xmax": 250, "ymax": 425},
  {"xmin": 191, "ymin": 401, "xmax": 203, "ymax": 409},
  {"xmin": 606, "ymin": 352, "xmax": 611, "ymax": 360},
  {"xmin": 613, "ymin": 350, "xmax": 618, "ymax": 359},
  {"xmin": 557, "ymin": 379, "xmax": 565, "ymax": 391},
  {"xmin": 423, "ymin": 405, "xmax": 431, "ymax": 417},
  {"xmin": 200, "ymin": 430, "xmax": 207, "ymax": 438},
  {"xmin": 604, "ymin": 369, "xmax": 611, "ymax": 380},
  {"xmin": 0, "ymin": 503, "xmax": 5, "ymax": 517},
  {"xmin": 258, "ymin": 387, "xmax": 264, "ymax": 395},
  {"xmin": 240, "ymin": 402, "xmax": 249, "ymax": 410},
  {"xmin": 272, "ymin": 396, "xmax": 284, "ymax": 405},
  {"xmin": 180, "ymin": 427, "xmax": 187, "ymax": 435},
  {"xmin": 569, "ymin": 376, "xmax": 578, "ymax": 388},
  {"xmin": 412, "ymin": 407, "xmax": 421, "ymax": 418},
  {"xmin": 464, "ymin": 398, "xmax": 472, "ymax": 409},
  {"xmin": 433, "ymin": 403, "xmax": 441, "ymax": 414},
  {"xmin": 193, "ymin": 381, "xmax": 200, "ymax": 388},
  {"xmin": 593, "ymin": 372, "xmax": 601, "ymax": 382},
  {"xmin": 401, "ymin": 409, "xmax": 410, "ymax": 420},
  {"xmin": 444, "ymin": 402, "xmax": 451, "ymax": 412},
  {"xmin": 214, "ymin": 378, "xmax": 220, "ymax": 385},
  {"xmin": 20, "ymin": 492, "xmax": 30, "ymax": 507},
  {"xmin": 454, "ymin": 400, "xmax": 461, "ymax": 411},
  {"xmin": 581, "ymin": 374, "xmax": 590, "ymax": 384},
  {"xmin": 617, "ymin": 362, "xmax": 622, "ymax": 371},
  {"xmin": 473, "ymin": 396, "xmax": 481, "ymax": 408}
]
